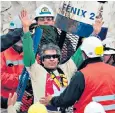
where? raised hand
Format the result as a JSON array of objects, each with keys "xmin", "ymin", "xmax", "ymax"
[
  {"xmin": 93, "ymin": 17, "xmax": 104, "ymax": 35},
  {"xmin": 19, "ymin": 9, "xmax": 32, "ymax": 32},
  {"xmin": 8, "ymin": 92, "xmax": 17, "ymax": 106}
]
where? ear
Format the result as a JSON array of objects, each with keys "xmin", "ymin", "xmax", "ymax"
[{"xmin": 42, "ymin": 60, "xmax": 44, "ymax": 64}]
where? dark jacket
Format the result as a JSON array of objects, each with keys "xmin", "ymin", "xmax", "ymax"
[{"xmin": 1, "ymin": 28, "xmax": 23, "ymax": 52}]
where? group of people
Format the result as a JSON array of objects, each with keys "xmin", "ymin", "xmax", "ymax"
[{"xmin": 1, "ymin": 3, "xmax": 115, "ymax": 113}]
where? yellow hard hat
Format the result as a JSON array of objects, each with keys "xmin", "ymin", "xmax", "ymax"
[{"xmin": 28, "ymin": 102, "xmax": 48, "ymax": 113}]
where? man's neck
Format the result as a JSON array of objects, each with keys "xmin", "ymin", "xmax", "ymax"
[{"xmin": 44, "ymin": 67, "xmax": 57, "ymax": 73}]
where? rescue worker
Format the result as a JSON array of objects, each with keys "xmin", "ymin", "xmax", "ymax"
[
  {"xmin": 1, "ymin": 34, "xmax": 23, "ymax": 113},
  {"xmin": 33, "ymin": 4, "xmax": 60, "ymax": 47},
  {"xmin": 1, "ymin": 19, "xmax": 23, "ymax": 98},
  {"xmin": 20, "ymin": 9, "xmax": 103, "ymax": 113},
  {"xmin": 39, "ymin": 37, "xmax": 115, "ymax": 113},
  {"xmin": 1, "ymin": 20, "xmax": 33, "ymax": 113},
  {"xmin": 20, "ymin": 9, "xmax": 83, "ymax": 113},
  {"xmin": 103, "ymin": 38, "xmax": 115, "ymax": 66}
]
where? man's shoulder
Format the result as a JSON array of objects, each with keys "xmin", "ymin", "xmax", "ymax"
[{"xmin": 1, "ymin": 47, "xmax": 14, "ymax": 54}]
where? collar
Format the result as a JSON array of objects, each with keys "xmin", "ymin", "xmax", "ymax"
[{"xmin": 78, "ymin": 57, "xmax": 103, "ymax": 70}]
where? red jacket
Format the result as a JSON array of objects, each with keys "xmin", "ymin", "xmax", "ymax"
[
  {"xmin": 74, "ymin": 62, "xmax": 115, "ymax": 113},
  {"xmin": 1, "ymin": 47, "xmax": 24, "ymax": 98}
]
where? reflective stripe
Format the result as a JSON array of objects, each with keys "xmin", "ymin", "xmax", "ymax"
[
  {"xmin": 92, "ymin": 95, "xmax": 115, "ymax": 111},
  {"xmin": 6, "ymin": 60, "xmax": 23, "ymax": 66},
  {"xmin": 103, "ymin": 104, "xmax": 115, "ymax": 111},
  {"xmin": 92, "ymin": 94, "xmax": 115, "ymax": 102}
]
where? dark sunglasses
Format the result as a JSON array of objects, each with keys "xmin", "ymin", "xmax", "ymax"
[{"xmin": 43, "ymin": 54, "xmax": 60, "ymax": 59}]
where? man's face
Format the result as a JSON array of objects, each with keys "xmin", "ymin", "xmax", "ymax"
[
  {"xmin": 42, "ymin": 49, "xmax": 59, "ymax": 69},
  {"xmin": 37, "ymin": 16, "xmax": 54, "ymax": 25}
]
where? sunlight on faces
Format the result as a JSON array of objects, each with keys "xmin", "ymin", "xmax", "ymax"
[{"xmin": 42, "ymin": 49, "xmax": 59, "ymax": 69}]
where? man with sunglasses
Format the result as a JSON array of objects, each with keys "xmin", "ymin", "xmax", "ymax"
[{"xmin": 19, "ymin": 9, "xmax": 84, "ymax": 113}]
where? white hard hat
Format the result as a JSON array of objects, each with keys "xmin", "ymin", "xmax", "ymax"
[
  {"xmin": 81, "ymin": 36, "xmax": 103, "ymax": 58},
  {"xmin": 9, "ymin": 16, "xmax": 22, "ymax": 29},
  {"xmin": 35, "ymin": 4, "xmax": 54, "ymax": 20},
  {"xmin": 84, "ymin": 102, "xmax": 106, "ymax": 113},
  {"xmin": 102, "ymin": 38, "xmax": 115, "ymax": 55}
]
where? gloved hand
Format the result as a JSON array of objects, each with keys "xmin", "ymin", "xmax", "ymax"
[{"xmin": 13, "ymin": 101, "xmax": 22, "ymax": 112}]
